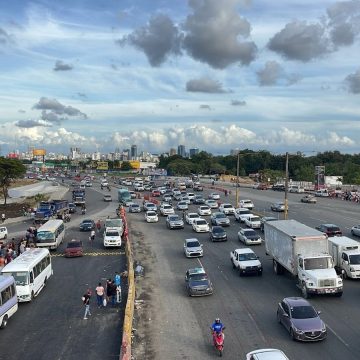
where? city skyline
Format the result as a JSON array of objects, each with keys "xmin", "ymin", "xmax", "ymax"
[{"xmin": 0, "ymin": 1, "xmax": 360, "ymax": 154}]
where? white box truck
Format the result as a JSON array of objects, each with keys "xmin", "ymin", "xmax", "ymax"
[
  {"xmin": 105, "ymin": 218, "xmax": 124, "ymax": 236},
  {"xmin": 328, "ymin": 236, "xmax": 360, "ymax": 279},
  {"xmin": 264, "ymin": 219, "xmax": 343, "ymax": 298}
]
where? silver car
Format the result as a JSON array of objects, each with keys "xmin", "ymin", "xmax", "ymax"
[
  {"xmin": 183, "ymin": 238, "xmax": 203, "ymax": 258},
  {"xmin": 351, "ymin": 225, "xmax": 360, "ymax": 237}
]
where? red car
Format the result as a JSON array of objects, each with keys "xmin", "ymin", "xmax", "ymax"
[
  {"xmin": 151, "ymin": 190, "xmax": 161, "ymax": 197},
  {"xmin": 64, "ymin": 239, "xmax": 84, "ymax": 257}
]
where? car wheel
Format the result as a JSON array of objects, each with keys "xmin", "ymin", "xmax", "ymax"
[
  {"xmin": 0, "ymin": 315, "xmax": 8, "ymax": 329},
  {"xmin": 238, "ymin": 267, "xmax": 243, "ymax": 277}
]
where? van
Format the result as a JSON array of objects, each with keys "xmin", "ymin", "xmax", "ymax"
[{"xmin": 315, "ymin": 189, "xmax": 329, "ymax": 197}]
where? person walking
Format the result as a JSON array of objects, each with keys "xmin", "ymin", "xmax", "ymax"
[
  {"xmin": 82, "ymin": 289, "xmax": 92, "ymax": 319},
  {"xmin": 114, "ymin": 272, "xmax": 122, "ymax": 303},
  {"xmin": 1, "ymin": 213, "xmax": 5, "ymax": 223},
  {"xmin": 95, "ymin": 282, "xmax": 105, "ymax": 308},
  {"xmin": 106, "ymin": 279, "xmax": 116, "ymax": 307},
  {"xmin": 90, "ymin": 230, "xmax": 95, "ymax": 246},
  {"xmin": 96, "ymin": 220, "xmax": 101, "ymax": 233}
]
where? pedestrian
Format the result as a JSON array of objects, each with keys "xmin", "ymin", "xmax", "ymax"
[
  {"xmin": 106, "ymin": 279, "xmax": 116, "ymax": 307},
  {"xmin": 95, "ymin": 282, "xmax": 105, "ymax": 308},
  {"xmin": 114, "ymin": 272, "xmax": 122, "ymax": 303},
  {"xmin": 1, "ymin": 213, "xmax": 5, "ymax": 223},
  {"xmin": 82, "ymin": 289, "xmax": 92, "ymax": 319},
  {"xmin": 96, "ymin": 220, "xmax": 101, "ymax": 233},
  {"xmin": 90, "ymin": 230, "xmax": 95, "ymax": 245},
  {"xmin": 19, "ymin": 242, "xmax": 26, "ymax": 254}
]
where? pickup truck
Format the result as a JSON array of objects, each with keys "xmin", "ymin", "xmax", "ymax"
[{"xmin": 230, "ymin": 248, "xmax": 262, "ymax": 276}]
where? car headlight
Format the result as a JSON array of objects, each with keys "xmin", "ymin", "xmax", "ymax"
[
  {"xmin": 293, "ymin": 327, "xmax": 304, "ymax": 335},
  {"xmin": 321, "ymin": 323, "xmax": 327, "ymax": 332},
  {"xmin": 257, "ymin": 265, "xmax": 262, "ymax": 269},
  {"xmin": 306, "ymin": 281, "xmax": 314, "ymax": 287},
  {"xmin": 350, "ymin": 267, "xmax": 355, "ymax": 272}
]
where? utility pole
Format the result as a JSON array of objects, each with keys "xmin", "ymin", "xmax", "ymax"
[
  {"xmin": 284, "ymin": 152, "xmax": 289, "ymax": 220},
  {"xmin": 236, "ymin": 152, "xmax": 240, "ymax": 208}
]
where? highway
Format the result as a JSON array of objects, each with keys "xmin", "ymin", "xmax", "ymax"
[
  {"xmin": 0, "ymin": 183, "xmax": 127, "ymax": 360},
  {"xmin": 128, "ymin": 184, "xmax": 360, "ymax": 360}
]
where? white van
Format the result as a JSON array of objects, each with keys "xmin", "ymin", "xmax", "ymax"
[
  {"xmin": 289, "ymin": 185, "xmax": 305, "ymax": 193},
  {"xmin": 315, "ymin": 189, "xmax": 329, "ymax": 197}
]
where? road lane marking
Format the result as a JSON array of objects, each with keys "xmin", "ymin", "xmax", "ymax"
[
  {"xmin": 327, "ymin": 323, "xmax": 350, "ymax": 348},
  {"xmin": 51, "ymin": 251, "xmax": 125, "ymax": 257}
]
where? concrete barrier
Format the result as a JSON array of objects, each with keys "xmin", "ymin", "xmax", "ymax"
[{"xmin": 120, "ymin": 213, "xmax": 135, "ymax": 360}]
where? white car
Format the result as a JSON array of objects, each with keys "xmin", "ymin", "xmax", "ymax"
[
  {"xmin": 180, "ymin": 196, "xmax": 191, "ymax": 205},
  {"xmin": 134, "ymin": 184, "xmax": 145, "ymax": 191},
  {"xmin": 185, "ymin": 212, "xmax": 200, "ymax": 225},
  {"xmin": 177, "ymin": 201, "xmax": 189, "ymax": 210},
  {"xmin": 244, "ymin": 214, "xmax": 261, "ymax": 229},
  {"xmin": 187, "ymin": 193, "xmax": 195, "ymax": 201},
  {"xmin": 160, "ymin": 204, "xmax": 175, "ymax": 216},
  {"xmin": 246, "ymin": 349, "xmax": 289, "ymax": 360},
  {"xmin": 0, "ymin": 226, "xmax": 8, "ymax": 240},
  {"xmin": 208, "ymin": 192, "xmax": 220, "ymax": 200},
  {"xmin": 192, "ymin": 218, "xmax": 210, "ymax": 233},
  {"xmin": 144, "ymin": 202, "xmax": 157, "ymax": 212},
  {"xmin": 197, "ymin": 206, "xmax": 211, "ymax": 216},
  {"xmin": 183, "ymin": 238, "xmax": 203, "ymax": 258},
  {"xmin": 234, "ymin": 208, "xmax": 252, "ymax": 222},
  {"xmin": 239, "ymin": 199, "xmax": 254, "ymax": 210},
  {"xmin": 219, "ymin": 203, "xmax": 235, "ymax": 215},
  {"xmin": 205, "ymin": 199, "xmax": 219, "ymax": 209},
  {"xmin": 238, "ymin": 228, "xmax": 262, "ymax": 245},
  {"xmin": 145, "ymin": 211, "xmax": 159, "ymax": 223}
]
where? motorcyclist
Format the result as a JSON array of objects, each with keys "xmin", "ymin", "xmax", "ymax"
[{"xmin": 211, "ymin": 318, "xmax": 224, "ymax": 334}]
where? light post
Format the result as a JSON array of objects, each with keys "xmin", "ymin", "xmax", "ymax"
[
  {"xmin": 236, "ymin": 152, "xmax": 240, "ymax": 207},
  {"xmin": 284, "ymin": 152, "xmax": 289, "ymax": 220}
]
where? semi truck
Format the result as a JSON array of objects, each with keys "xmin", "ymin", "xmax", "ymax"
[
  {"xmin": 328, "ymin": 236, "xmax": 360, "ymax": 279},
  {"xmin": 35, "ymin": 200, "xmax": 69, "ymax": 223},
  {"xmin": 72, "ymin": 189, "xmax": 86, "ymax": 206},
  {"xmin": 264, "ymin": 219, "xmax": 343, "ymax": 298}
]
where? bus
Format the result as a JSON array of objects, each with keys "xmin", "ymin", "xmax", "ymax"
[
  {"xmin": 118, "ymin": 188, "xmax": 131, "ymax": 205},
  {"xmin": 0, "ymin": 275, "xmax": 18, "ymax": 329},
  {"xmin": 1, "ymin": 248, "xmax": 52, "ymax": 302},
  {"xmin": 36, "ymin": 219, "xmax": 65, "ymax": 250}
]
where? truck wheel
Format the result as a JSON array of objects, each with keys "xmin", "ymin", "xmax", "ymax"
[
  {"xmin": 301, "ymin": 284, "xmax": 309, "ymax": 299},
  {"xmin": 334, "ymin": 292, "xmax": 343, "ymax": 298},
  {"xmin": 0, "ymin": 315, "xmax": 8, "ymax": 329},
  {"xmin": 273, "ymin": 260, "xmax": 283, "ymax": 275},
  {"xmin": 238, "ymin": 268, "xmax": 243, "ymax": 277},
  {"xmin": 232, "ymin": 260, "xmax": 236, "ymax": 269}
]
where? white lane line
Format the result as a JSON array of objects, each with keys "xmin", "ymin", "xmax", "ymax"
[
  {"xmin": 327, "ymin": 323, "xmax": 350, "ymax": 348},
  {"xmin": 197, "ymin": 258, "xmax": 229, "ymax": 281}
]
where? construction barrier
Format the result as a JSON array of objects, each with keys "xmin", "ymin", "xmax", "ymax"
[{"xmin": 120, "ymin": 213, "xmax": 135, "ymax": 360}]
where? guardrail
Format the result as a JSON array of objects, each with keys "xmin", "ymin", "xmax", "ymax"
[{"xmin": 120, "ymin": 213, "xmax": 135, "ymax": 360}]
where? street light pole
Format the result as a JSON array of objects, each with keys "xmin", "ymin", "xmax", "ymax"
[
  {"xmin": 236, "ymin": 152, "xmax": 240, "ymax": 208},
  {"xmin": 284, "ymin": 152, "xmax": 289, "ymax": 220}
]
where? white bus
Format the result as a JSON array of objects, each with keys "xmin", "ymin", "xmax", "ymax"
[
  {"xmin": 36, "ymin": 219, "xmax": 65, "ymax": 250},
  {"xmin": 0, "ymin": 275, "xmax": 18, "ymax": 329},
  {"xmin": 1, "ymin": 248, "xmax": 52, "ymax": 302}
]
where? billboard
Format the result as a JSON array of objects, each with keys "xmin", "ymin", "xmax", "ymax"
[
  {"xmin": 33, "ymin": 149, "xmax": 46, "ymax": 156},
  {"xmin": 129, "ymin": 160, "xmax": 140, "ymax": 169},
  {"xmin": 315, "ymin": 166, "xmax": 325, "ymax": 190},
  {"xmin": 97, "ymin": 161, "xmax": 109, "ymax": 170}
]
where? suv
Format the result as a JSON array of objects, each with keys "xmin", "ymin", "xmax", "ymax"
[
  {"xmin": 230, "ymin": 248, "xmax": 262, "ymax": 276},
  {"xmin": 234, "ymin": 208, "xmax": 251, "ymax": 222},
  {"xmin": 315, "ymin": 223, "xmax": 342, "ymax": 237},
  {"xmin": 219, "ymin": 203, "xmax": 235, "ymax": 215},
  {"xmin": 239, "ymin": 199, "xmax": 254, "ymax": 210},
  {"xmin": 160, "ymin": 203, "xmax": 175, "ymax": 216}
]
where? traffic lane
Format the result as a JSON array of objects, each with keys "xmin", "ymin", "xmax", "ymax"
[{"xmin": 0, "ymin": 222, "xmax": 126, "ymax": 360}]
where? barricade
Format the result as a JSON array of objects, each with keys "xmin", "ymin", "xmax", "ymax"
[{"xmin": 120, "ymin": 213, "xmax": 135, "ymax": 360}]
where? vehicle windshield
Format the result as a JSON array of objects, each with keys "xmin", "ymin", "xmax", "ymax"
[
  {"xmin": 251, "ymin": 216, "xmax": 260, "ymax": 222},
  {"xmin": 37, "ymin": 231, "xmax": 55, "ymax": 241},
  {"xmin": 106, "ymin": 231, "xmax": 119, "ymax": 237},
  {"xmin": 304, "ymin": 257, "xmax": 332, "ymax": 270},
  {"xmin": 170, "ymin": 216, "xmax": 179, "ymax": 221},
  {"xmin": 196, "ymin": 220, "xmax": 207, "ymax": 225},
  {"xmin": 187, "ymin": 241, "xmax": 200, "ymax": 247},
  {"xmin": 190, "ymin": 274, "xmax": 208, "ymax": 282},
  {"xmin": 349, "ymin": 254, "xmax": 360, "ymax": 264},
  {"xmin": 2, "ymin": 271, "xmax": 28, "ymax": 286},
  {"xmin": 189, "ymin": 214, "xmax": 198, "ymax": 218},
  {"xmin": 239, "ymin": 209, "xmax": 250, "ymax": 214},
  {"xmin": 216, "ymin": 213, "xmax": 226, "ymax": 218},
  {"xmin": 291, "ymin": 305, "xmax": 317, "ymax": 319},
  {"xmin": 224, "ymin": 205, "xmax": 232, "ymax": 208},
  {"xmin": 164, "ymin": 205, "xmax": 171, "ymax": 209},
  {"xmin": 244, "ymin": 230, "xmax": 256, "ymax": 236},
  {"xmin": 67, "ymin": 242, "xmax": 82, "ymax": 248},
  {"xmin": 239, "ymin": 253, "xmax": 257, "ymax": 261},
  {"xmin": 147, "ymin": 212, "xmax": 156, "ymax": 216},
  {"xmin": 131, "ymin": 205, "xmax": 139, "ymax": 208},
  {"xmin": 213, "ymin": 227, "xmax": 225, "ymax": 234}
]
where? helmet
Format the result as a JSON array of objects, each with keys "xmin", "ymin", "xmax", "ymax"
[{"xmin": 215, "ymin": 318, "xmax": 220, "ymax": 323}]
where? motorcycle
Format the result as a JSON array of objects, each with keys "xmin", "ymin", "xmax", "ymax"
[
  {"xmin": 81, "ymin": 208, "xmax": 86, "ymax": 215},
  {"xmin": 210, "ymin": 327, "xmax": 225, "ymax": 357},
  {"xmin": 107, "ymin": 186, "xmax": 111, "ymax": 191},
  {"xmin": 64, "ymin": 214, "xmax": 71, "ymax": 223}
]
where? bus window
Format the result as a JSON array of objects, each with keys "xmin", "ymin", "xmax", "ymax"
[
  {"xmin": 30, "ymin": 272, "xmax": 34, "ymax": 284},
  {"xmin": 1, "ymin": 287, "xmax": 11, "ymax": 303}
]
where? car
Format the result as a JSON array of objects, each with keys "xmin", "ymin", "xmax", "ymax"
[
  {"xmin": 256, "ymin": 183, "xmax": 268, "ymax": 190},
  {"xmin": 272, "ymin": 184, "xmax": 285, "ymax": 191},
  {"xmin": 211, "ymin": 212, "xmax": 230, "ymax": 226},
  {"xmin": 205, "ymin": 199, "xmax": 219, "ymax": 209},
  {"xmin": 230, "ymin": 248, "xmax": 262, "ymax": 276},
  {"xmin": 187, "ymin": 193, "xmax": 195, "ymax": 201},
  {"xmin": 79, "ymin": 219, "xmax": 95, "ymax": 231},
  {"xmin": 166, "ymin": 215, "xmax": 184, "ymax": 229},
  {"xmin": 145, "ymin": 211, "xmax": 159, "ymax": 223},
  {"xmin": 143, "ymin": 202, "xmax": 157, "ymax": 212},
  {"xmin": 160, "ymin": 204, "xmax": 175, "ymax": 216},
  {"xmin": 238, "ymin": 228, "xmax": 262, "ymax": 245},
  {"xmin": 219, "ymin": 203, "xmax": 235, "ymax": 215},
  {"xmin": 314, "ymin": 189, "xmax": 329, "ymax": 197},
  {"xmin": 192, "ymin": 218, "xmax": 210, "ymax": 233},
  {"xmin": 64, "ymin": 239, "xmax": 83, "ymax": 257},
  {"xmin": 193, "ymin": 184, "xmax": 203, "ymax": 191},
  {"xmin": 315, "ymin": 223, "xmax": 342, "ymax": 237},
  {"xmin": 180, "ymin": 195, "xmax": 191, "ymax": 204},
  {"xmin": 271, "ymin": 202, "xmax": 285, "ymax": 212},
  {"xmin": 177, "ymin": 201, "xmax": 189, "ymax": 210},
  {"xmin": 101, "ymin": 180, "xmax": 109, "ymax": 187},
  {"xmin": 234, "ymin": 207, "xmax": 251, "ymax": 222},
  {"xmin": 162, "ymin": 194, "xmax": 172, "ymax": 203},
  {"xmin": 185, "ymin": 267, "xmax": 213, "ymax": 297},
  {"xmin": 85, "ymin": 182, "xmax": 92, "ymax": 187},
  {"xmin": 246, "ymin": 349, "xmax": 289, "ymax": 360},
  {"xmin": 260, "ymin": 216, "xmax": 278, "ymax": 232},
  {"xmin": 208, "ymin": 192, "xmax": 220, "ymax": 200},
  {"xmin": 289, "ymin": 185, "xmax": 305, "ymax": 193},
  {"xmin": 301, "ymin": 195, "xmax": 317, "ymax": 203},
  {"xmin": 210, "ymin": 226, "xmax": 227, "ymax": 242},
  {"xmin": 134, "ymin": 184, "xmax": 145, "ymax": 191},
  {"xmin": 197, "ymin": 205, "xmax": 211, "ymax": 216},
  {"xmin": 0, "ymin": 226, "xmax": 8, "ymax": 241},
  {"xmin": 103, "ymin": 194, "xmax": 112, "ymax": 202},
  {"xmin": 129, "ymin": 191, "xmax": 137, "ymax": 199},
  {"xmin": 151, "ymin": 190, "xmax": 161, "ymax": 197},
  {"xmin": 351, "ymin": 225, "xmax": 360, "ymax": 237},
  {"xmin": 185, "ymin": 212, "xmax": 200, "ymax": 225},
  {"xmin": 184, "ymin": 238, "xmax": 203, "ymax": 258},
  {"xmin": 193, "ymin": 195, "xmax": 206, "ymax": 205},
  {"xmin": 129, "ymin": 203, "xmax": 141, "ymax": 213},
  {"xmin": 277, "ymin": 297, "xmax": 327, "ymax": 342},
  {"xmin": 68, "ymin": 203, "xmax": 76, "ymax": 214},
  {"xmin": 239, "ymin": 199, "xmax": 254, "ymax": 210},
  {"xmin": 244, "ymin": 214, "xmax": 261, "ymax": 229}
]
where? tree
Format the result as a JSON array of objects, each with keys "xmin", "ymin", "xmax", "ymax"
[
  {"xmin": 0, "ymin": 158, "xmax": 26, "ymax": 205},
  {"xmin": 121, "ymin": 161, "xmax": 133, "ymax": 171}
]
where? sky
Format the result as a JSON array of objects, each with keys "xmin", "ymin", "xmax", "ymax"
[{"xmin": 0, "ymin": 0, "xmax": 360, "ymax": 155}]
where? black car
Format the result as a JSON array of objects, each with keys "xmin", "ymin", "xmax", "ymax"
[
  {"xmin": 194, "ymin": 196, "xmax": 206, "ymax": 205},
  {"xmin": 79, "ymin": 219, "xmax": 95, "ymax": 231},
  {"xmin": 315, "ymin": 224, "xmax": 342, "ymax": 237},
  {"xmin": 68, "ymin": 203, "xmax": 76, "ymax": 214},
  {"xmin": 272, "ymin": 184, "xmax": 286, "ymax": 191},
  {"xmin": 210, "ymin": 226, "xmax": 227, "ymax": 242}
]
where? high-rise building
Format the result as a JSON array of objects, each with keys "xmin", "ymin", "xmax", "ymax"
[
  {"xmin": 70, "ymin": 147, "xmax": 81, "ymax": 160},
  {"xmin": 189, "ymin": 148, "xmax": 199, "ymax": 158},
  {"xmin": 131, "ymin": 145, "xmax": 137, "ymax": 160},
  {"xmin": 177, "ymin": 145, "xmax": 186, "ymax": 157},
  {"xmin": 169, "ymin": 148, "xmax": 177, "ymax": 156}
]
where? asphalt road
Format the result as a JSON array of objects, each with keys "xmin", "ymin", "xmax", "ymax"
[
  {"xmin": 0, "ymin": 183, "xmax": 127, "ymax": 360},
  {"xmin": 128, "ymin": 184, "xmax": 360, "ymax": 360}
]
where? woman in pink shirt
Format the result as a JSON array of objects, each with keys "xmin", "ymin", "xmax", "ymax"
[{"xmin": 95, "ymin": 282, "xmax": 105, "ymax": 307}]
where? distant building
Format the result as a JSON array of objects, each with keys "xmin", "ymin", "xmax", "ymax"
[
  {"xmin": 70, "ymin": 147, "xmax": 81, "ymax": 160},
  {"xmin": 178, "ymin": 145, "xmax": 186, "ymax": 157},
  {"xmin": 169, "ymin": 148, "xmax": 177, "ymax": 156},
  {"xmin": 189, "ymin": 148, "xmax": 199, "ymax": 158},
  {"xmin": 131, "ymin": 145, "xmax": 137, "ymax": 160}
]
